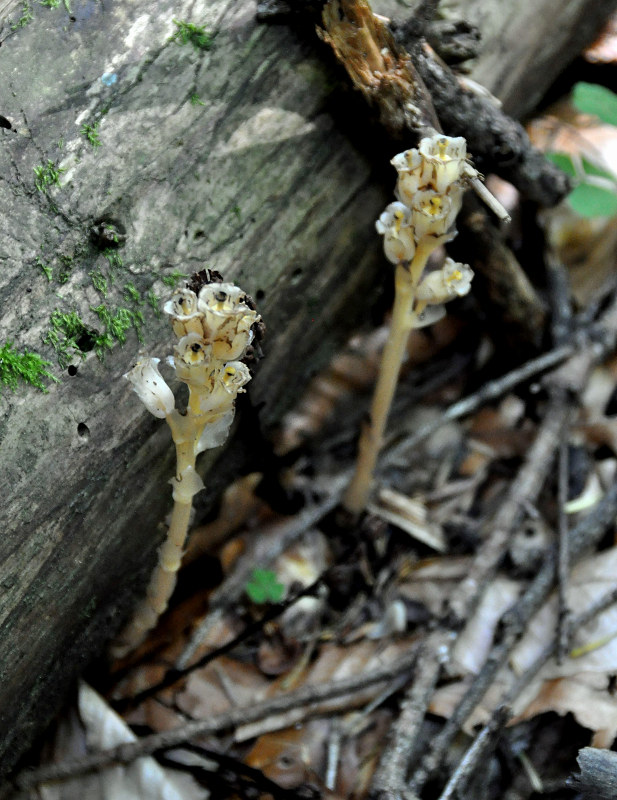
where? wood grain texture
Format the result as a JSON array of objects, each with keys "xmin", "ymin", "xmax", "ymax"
[{"xmin": 0, "ymin": 0, "xmax": 614, "ymax": 776}]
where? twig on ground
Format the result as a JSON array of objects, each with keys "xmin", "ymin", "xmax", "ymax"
[
  {"xmin": 369, "ymin": 631, "xmax": 452, "ymax": 800},
  {"xmin": 447, "ymin": 395, "xmax": 570, "ymax": 625},
  {"xmin": 557, "ymin": 440, "xmax": 571, "ymax": 662},
  {"xmin": 434, "ymin": 583, "xmax": 617, "ymax": 800},
  {"xmin": 436, "ymin": 706, "xmax": 510, "ymax": 800},
  {"xmin": 387, "ymin": 343, "xmax": 574, "ymax": 460},
  {"xmin": 177, "ymin": 473, "xmax": 348, "ymax": 669},
  {"xmin": 409, "ymin": 479, "xmax": 617, "ymax": 794},
  {"xmin": 8, "ymin": 648, "xmax": 420, "ymax": 794},
  {"xmin": 571, "ymin": 747, "xmax": 617, "ymax": 799}
]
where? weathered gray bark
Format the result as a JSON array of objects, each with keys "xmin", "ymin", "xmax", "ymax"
[{"xmin": 0, "ymin": 0, "xmax": 612, "ymax": 776}]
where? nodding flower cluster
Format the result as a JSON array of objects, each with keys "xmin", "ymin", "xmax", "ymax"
[
  {"xmin": 375, "ymin": 133, "xmax": 475, "ymax": 327},
  {"xmin": 113, "ymin": 272, "xmax": 262, "ymax": 657}
]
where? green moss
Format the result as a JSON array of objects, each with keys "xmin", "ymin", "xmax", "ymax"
[
  {"xmin": 162, "ymin": 269, "xmax": 187, "ymax": 287},
  {"xmin": 90, "ymin": 304, "xmax": 144, "ymax": 347},
  {"xmin": 39, "ymin": 0, "xmax": 60, "ymax": 7},
  {"xmin": 89, "ymin": 269, "xmax": 109, "ymax": 297},
  {"xmin": 190, "ymin": 93, "xmax": 205, "ymax": 106},
  {"xmin": 35, "ymin": 257, "xmax": 53, "ymax": 282},
  {"xmin": 34, "ymin": 160, "xmax": 65, "ymax": 193},
  {"xmin": 147, "ymin": 289, "xmax": 161, "ymax": 318},
  {"xmin": 0, "ymin": 342, "xmax": 58, "ymax": 393},
  {"xmin": 80, "ymin": 121, "xmax": 101, "ymax": 148},
  {"xmin": 43, "ymin": 310, "xmax": 95, "ymax": 367},
  {"xmin": 11, "ymin": 1, "xmax": 34, "ymax": 28},
  {"xmin": 123, "ymin": 282, "xmax": 142, "ymax": 305},
  {"xmin": 169, "ymin": 19, "xmax": 215, "ymax": 51},
  {"xmin": 103, "ymin": 248, "xmax": 123, "ymax": 272}
]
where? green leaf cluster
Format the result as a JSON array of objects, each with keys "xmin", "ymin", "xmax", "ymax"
[
  {"xmin": 245, "ymin": 568, "xmax": 285, "ymax": 605},
  {"xmin": 34, "ymin": 160, "xmax": 65, "ymax": 193},
  {"xmin": 546, "ymin": 82, "xmax": 617, "ymax": 218}
]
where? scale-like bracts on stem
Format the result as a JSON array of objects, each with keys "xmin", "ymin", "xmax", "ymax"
[{"xmin": 111, "ymin": 271, "xmax": 262, "ymax": 658}]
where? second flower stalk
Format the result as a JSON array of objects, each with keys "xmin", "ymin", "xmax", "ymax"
[{"xmin": 342, "ymin": 133, "xmax": 478, "ymax": 516}]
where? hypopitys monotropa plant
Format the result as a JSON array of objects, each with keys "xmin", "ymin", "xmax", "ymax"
[
  {"xmin": 112, "ymin": 271, "xmax": 262, "ymax": 658},
  {"xmin": 342, "ymin": 132, "xmax": 508, "ymax": 516}
]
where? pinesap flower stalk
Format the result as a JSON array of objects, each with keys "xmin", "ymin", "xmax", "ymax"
[
  {"xmin": 342, "ymin": 133, "xmax": 502, "ymax": 516},
  {"xmin": 112, "ymin": 272, "xmax": 261, "ymax": 658}
]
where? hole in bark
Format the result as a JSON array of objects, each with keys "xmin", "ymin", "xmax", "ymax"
[
  {"xmin": 193, "ymin": 230, "xmax": 205, "ymax": 240},
  {"xmin": 67, "ymin": 365, "xmax": 78, "ymax": 376},
  {"xmin": 77, "ymin": 422, "xmax": 90, "ymax": 439},
  {"xmin": 256, "ymin": 289, "xmax": 265, "ymax": 301},
  {"xmin": 0, "ymin": 116, "xmax": 12, "ymax": 130}
]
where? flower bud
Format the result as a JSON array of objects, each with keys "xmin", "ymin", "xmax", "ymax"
[
  {"xmin": 124, "ymin": 358, "xmax": 175, "ymax": 419},
  {"xmin": 416, "ymin": 258, "xmax": 474, "ymax": 304}
]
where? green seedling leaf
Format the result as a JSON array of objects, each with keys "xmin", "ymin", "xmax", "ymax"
[
  {"xmin": 245, "ymin": 568, "xmax": 285, "ymax": 605},
  {"xmin": 567, "ymin": 183, "xmax": 617, "ymax": 218},
  {"xmin": 546, "ymin": 151, "xmax": 576, "ymax": 176},
  {"xmin": 572, "ymin": 82, "xmax": 617, "ymax": 127}
]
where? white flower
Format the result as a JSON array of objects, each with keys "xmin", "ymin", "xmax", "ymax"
[
  {"xmin": 411, "ymin": 190, "xmax": 460, "ymax": 241},
  {"xmin": 124, "ymin": 358, "xmax": 175, "ymax": 419},
  {"xmin": 172, "ymin": 333, "xmax": 213, "ymax": 386},
  {"xmin": 193, "ymin": 361, "xmax": 251, "ymax": 415},
  {"xmin": 376, "ymin": 202, "xmax": 412, "ymax": 236},
  {"xmin": 197, "ymin": 283, "xmax": 260, "ymax": 360},
  {"xmin": 163, "ymin": 289, "xmax": 204, "ymax": 338},
  {"xmin": 416, "ymin": 259, "xmax": 474, "ymax": 304},
  {"xmin": 418, "ymin": 134, "xmax": 467, "ymax": 193}
]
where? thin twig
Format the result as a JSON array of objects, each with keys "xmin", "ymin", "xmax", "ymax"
[
  {"xmin": 557, "ymin": 439, "xmax": 571, "ymax": 662},
  {"xmin": 387, "ymin": 344, "xmax": 573, "ymax": 462},
  {"xmin": 410, "ymin": 479, "xmax": 617, "ymax": 794},
  {"xmin": 447, "ymin": 395, "xmax": 569, "ymax": 625},
  {"xmin": 8, "ymin": 648, "xmax": 420, "ymax": 793},
  {"xmin": 177, "ymin": 474, "xmax": 348, "ymax": 669},
  {"xmin": 435, "ymin": 584, "xmax": 617, "ymax": 800},
  {"xmin": 369, "ymin": 631, "xmax": 452, "ymax": 800}
]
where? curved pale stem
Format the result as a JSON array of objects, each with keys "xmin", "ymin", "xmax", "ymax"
[{"xmin": 342, "ymin": 238, "xmax": 440, "ymax": 516}]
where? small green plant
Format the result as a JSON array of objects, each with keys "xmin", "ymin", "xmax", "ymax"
[
  {"xmin": 546, "ymin": 82, "xmax": 617, "ymax": 218},
  {"xmin": 11, "ymin": 1, "xmax": 34, "ymax": 28},
  {"xmin": 90, "ymin": 304, "xmax": 144, "ymax": 346},
  {"xmin": 35, "ymin": 257, "xmax": 53, "ymax": 282},
  {"xmin": 80, "ymin": 121, "xmax": 102, "ymax": 148},
  {"xmin": 162, "ymin": 269, "xmax": 187, "ymax": 287},
  {"xmin": 39, "ymin": 0, "xmax": 60, "ymax": 7},
  {"xmin": 123, "ymin": 282, "xmax": 142, "ymax": 305},
  {"xmin": 103, "ymin": 248, "xmax": 123, "ymax": 271},
  {"xmin": 245, "ymin": 568, "xmax": 285, "ymax": 604},
  {"xmin": 147, "ymin": 289, "xmax": 161, "ymax": 317},
  {"xmin": 89, "ymin": 269, "xmax": 109, "ymax": 297},
  {"xmin": 44, "ymin": 310, "xmax": 96, "ymax": 366},
  {"xmin": 190, "ymin": 93, "xmax": 205, "ymax": 106},
  {"xmin": 0, "ymin": 341, "xmax": 58, "ymax": 393},
  {"xmin": 169, "ymin": 19, "xmax": 215, "ymax": 51},
  {"xmin": 34, "ymin": 160, "xmax": 65, "ymax": 193}
]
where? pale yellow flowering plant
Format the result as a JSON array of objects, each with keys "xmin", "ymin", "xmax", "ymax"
[
  {"xmin": 112, "ymin": 271, "xmax": 261, "ymax": 657},
  {"xmin": 343, "ymin": 132, "xmax": 508, "ymax": 515}
]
